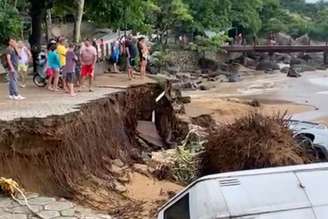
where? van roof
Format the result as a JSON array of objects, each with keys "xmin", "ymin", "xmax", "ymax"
[{"xmin": 159, "ymin": 163, "xmax": 328, "ymax": 212}]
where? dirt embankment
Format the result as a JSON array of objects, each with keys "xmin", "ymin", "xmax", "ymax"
[{"xmin": 0, "ymin": 83, "xmax": 179, "ymax": 217}]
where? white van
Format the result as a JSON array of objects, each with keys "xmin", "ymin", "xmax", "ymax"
[{"xmin": 157, "ymin": 163, "xmax": 328, "ymax": 219}]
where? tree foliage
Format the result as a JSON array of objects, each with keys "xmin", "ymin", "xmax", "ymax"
[{"xmin": 0, "ymin": 0, "xmax": 22, "ymax": 43}]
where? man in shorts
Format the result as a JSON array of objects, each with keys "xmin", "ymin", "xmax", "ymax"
[
  {"xmin": 17, "ymin": 41, "xmax": 32, "ymax": 88},
  {"xmin": 80, "ymin": 39, "xmax": 97, "ymax": 92},
  {"xmin": 56, "ymin": 37, "xmax": 68, "ymax": 91},
  {"xmin": 125, "ymin": 35, "xmax": 137, "ymax": 80},
  {"xmin": 64, "ymin": 43, "xmax": 78, "ymax": 96}
]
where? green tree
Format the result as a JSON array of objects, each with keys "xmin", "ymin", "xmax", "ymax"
[
  {"xmin": 184, "ymin": 0, "xmax": 232, "ymax": 32},
  {"xmin": 151, "ymin": 0, "xmax": 192, "ymax": 46},
  {"xmin": 0, "ymin": 0, "xmax": 22, "ymax": 44},
  {"xmin": 309, "ymin": 8, "xmax": 328, "ymax": 41},
  {"xmin": 85, "ymin": 0, "xmax": 151, "ymax": 32},
  {"xmin": 230, "ymin": 0, "xmax": 263, "ymax": 36}
]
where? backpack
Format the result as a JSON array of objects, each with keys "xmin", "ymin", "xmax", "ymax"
[{"xmin": 0, "ymin": 53, "xmax": 8, "ymax": 69}]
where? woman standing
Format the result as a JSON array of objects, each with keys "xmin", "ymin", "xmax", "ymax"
[{"xmin": 138, "ymin": 37, "xmax": 149, "ymax": 79}]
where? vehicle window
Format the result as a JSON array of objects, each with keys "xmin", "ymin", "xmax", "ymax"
[{"xmin": 164, "ymin": 194, "xmax": 190, "ymax": 219}]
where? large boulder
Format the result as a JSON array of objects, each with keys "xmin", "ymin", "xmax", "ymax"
[
  {"xmin": 294, "ymin": 64, "xmax": 316, "ymax": 73},
  {"xmin": 275, "ymin": 32, "xmax": 293, "ymax": 45},
  {"xmin": 294, "ymin": 34, "xmax": 310, "ymax": 45},
  {"xmin": 274, "ymin": 53, "xmax": 292, "ymax": 64},
  {"xmin": 290, "ymin": 57, "xmax": 306, "ymax": 66}
]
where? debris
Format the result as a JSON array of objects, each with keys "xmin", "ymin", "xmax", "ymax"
[
  {"xmin": 202, "ymin": 113, "xmax": 315, "ymax": 174},
  {"xmin": 133, "ymin": 164, "xmax": 152, "ymax": 177},
  {"xmin": 113, "ymin": 181, "xmax": 127, "ymax": 193},
  {"xmin": 137, "ymin": 121, "xmax": 164, "ymax": 149}
]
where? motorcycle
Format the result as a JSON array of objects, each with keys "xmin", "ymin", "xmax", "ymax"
[{"xmin": 33, "ymin": 51, "xmax": 64, "ymax": 88}]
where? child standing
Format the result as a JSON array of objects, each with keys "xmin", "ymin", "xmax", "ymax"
[{"xmin": 64, "ymin": 43, "xmax": 78, "ymax": 96}]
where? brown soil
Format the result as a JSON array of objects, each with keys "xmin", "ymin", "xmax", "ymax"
[
  {"xmin": 202, "ymin": 113, "xmax": 315, "ymax": 174},
  {"xmin": 0, "ymin": 82, "xmax": 179, "ymax": 218}
]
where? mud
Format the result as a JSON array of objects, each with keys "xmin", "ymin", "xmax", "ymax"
[{"xmin": 0, "ymin": 83, "xmax": 176, "ymax": 217}]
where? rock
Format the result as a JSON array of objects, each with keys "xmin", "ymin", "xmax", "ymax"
[
  {"xmin": 167, "ymin": 66, "xmax": 180, "ymax": 75},
  {"xmin": 39, "ymin": 210, "xmax": 60, "ymax": 219},
  {"xmin": 151, "ymin": 150, "xmax": 176, "ymax": 166},
  {"xmin": 256, "ymin": 60, "xmax": 280, "ymax": 71},
  {"xmin": 112, "ymin": 159, "xmax": 124, "ymax": 168},
  {"xmin": 294, "ymin": 64, "xmax": 316, "ymax": 73},
  {"xmin": 276, "ymin": 32, "xmax": 293, "ymax": 45},
  {"xmin": 274, "ymin": 53, "xmax": 292, "ymax": 64},
  {"xmin": 176, "ymin": 96, "xmax": 191, "ymax": 104},
  {"xmin": 290, "ymin": 57, "xmax": 305, "ymax": 65},
  {"xmin": 294, "ymin": 34, "xmax": 310, "ymax": 46},
  {"xmin": 199, "ymin": 85, "xmax": 210, "ymax": 90},
  {"xmin": 110, "ymin": 164, "xmax": 123, "ymax": 176},
  {"xmin": 96, "ymin": 214, "xmax": 113, "ymax": 219},
  {"xmin": 243, "ymin": 57, "xmax": 257, "ymax": 68},
  {"xmin": 280, "ymin": 67, "xmax": 290, "ymax": 74},
  {"xmin": 173, "ymin": 103, "xmax": 186, "ymax": 114},
  {"xmin": 249, "ymin": 99, "xmax": 261, "ymax": 107},
  {"xmin": 61, "ymin": 209, "xmax": 76, "ymax": 216},
  {"xmin": 113, "ymin": 181, "xmax": 127, "ymax": 193},
  {"xmin": 118, "ymin": 175, "xmax": 130, "ymax": 183},
  {"xmin": 45, "ymin": 201, "xmax": 74, "ymax": 211},
  {"xmin": 191, "ymin": 114, "xmax": 217, "ymax": 129},
  {"xmin": 287, "ymin": 68, "xmax": 301, "ymax": 78},
  {"xmin": 133, "ymin": 163, "xmax": 151, "ymax": 176},
  {"xmin": 228, "ymin": 73, "xmax": 241, "ymax": 82},
  {"xmin": 216, "ymin": 74, "xmax": 229, "ymax": 82},
  {"xmin": 28, "ymin": 197, "xmax": 56, "ymax": 206}
]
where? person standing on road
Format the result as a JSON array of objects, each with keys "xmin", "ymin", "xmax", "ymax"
[
  {"xmin": 125, "ymin": 35, "xmax": 138, "ymax": 80},
  {"xmin": 80, "ymin": 39, "xmax": 97, "ymax": 92},
  {"xmin": 17, "ymin": 41, "xmax": 32, "ymax": 88},
  {"xmin": 57, "ymin": 37, "xmax": 68, "ymax": 92},
  {"xmin": 47, "ymin": 44, "xmax": 61, "ymax": 91},
  {"xmin": 138, "ymin": 37, "xmax": 149, "ymax": 79},
  {"xmin": 64, "ymin": 43, "xmax": 78, "ymax": 96},
  {"xmin": 111, "ymin": 40, "xmax": 120, "ymax": 73},
  {"xmin": 5, "ymin": 37, "xmax": 25, "ymax": 100}
]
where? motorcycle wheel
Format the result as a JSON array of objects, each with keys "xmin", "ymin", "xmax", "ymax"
[{"xmin": 33, "ymin": 74, "xmax": 47, "ymax": 87}]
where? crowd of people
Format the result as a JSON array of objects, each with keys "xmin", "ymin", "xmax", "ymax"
[{"xmin": 3, "ymin": 34, "xmax": 150, "ymax": 101}]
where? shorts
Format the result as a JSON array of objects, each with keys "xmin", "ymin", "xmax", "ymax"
[
  {"xmin": 47, "ymin": 67, "xmax": 59, "ymax": 77},
  {"xmin": 18, "ymin": 64, "xmax": 28, "ymax": 72},
  {"xmin": 81, "ymin": 64, "xmax": 94, "ymax": 78},
  {"xmin": 66, "ymin": 72, "xmax": 74, "ymax": 83},
  {"xmin": 127, "ymin": 58, "xmax": 136, "ymax": 69}
]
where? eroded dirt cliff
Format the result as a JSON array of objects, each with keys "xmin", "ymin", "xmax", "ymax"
[{"xmin": 0, "ymin": 83, "xmax": 176, "ymax": 218}]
